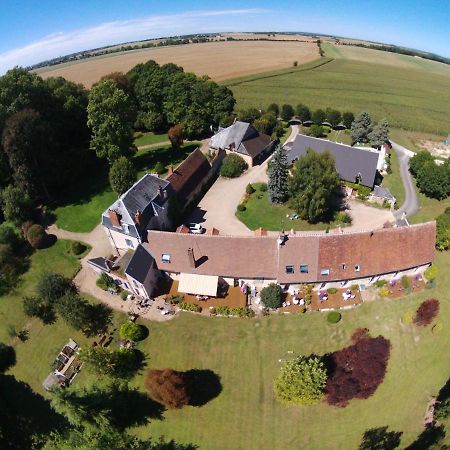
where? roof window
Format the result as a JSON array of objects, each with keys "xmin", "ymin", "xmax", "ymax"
[
  {"xmin": 285, "ymin": 265, "xmax": 294, "ymax": 274},
  {"xmin": 320, "ymin": 268, "xmax": 330, "ymax": 276},
  {"xmin": 161, "ymin": 253, "xmax": 171, "ymax": 263}
]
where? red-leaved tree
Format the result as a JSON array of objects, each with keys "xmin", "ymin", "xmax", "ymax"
[
  {"xmin": 326, "ymin": 335, "xmax": 391, "ymax": 407},
  {"xmin": 414, "ymin": 299, "xmax": 440, "ymax": 326},
  {"xmin": 145, "ymin": 368, "xmax": 191, "ymax": 409}
]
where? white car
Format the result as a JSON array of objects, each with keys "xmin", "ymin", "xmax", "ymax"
[{"xmin": 187, "ymin": 223, "xmax": 205, "ymax": 234}]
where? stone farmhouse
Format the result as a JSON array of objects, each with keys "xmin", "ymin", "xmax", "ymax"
[{"xmin": 209, "ymin": 120, "xmax": 275, "ymax": 167}]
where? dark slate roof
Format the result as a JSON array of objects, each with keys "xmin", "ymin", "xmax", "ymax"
[
  {"xmin": 286, "ymin": 134, "xmax": 380, "ymax": 187},
  {"xmin": 209, "ymin": 121, "xmax": 272, "ymax": 159},
  {"xmin": 87, "ymin": 257, "xmax": 110, "ymax": 272},
  {"xmin": 125, "ymin": 244, "xmax": 155, "ymax": 283},
  {"xmin": 102, "ymin": 174, "xmax": 173, "ymax": 239},
  {"xmin": 373, "ymin": 185, "xmax": 396, "ymax": 201}
]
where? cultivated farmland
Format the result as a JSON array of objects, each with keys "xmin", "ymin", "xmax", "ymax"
[
  {"xmin": 35, "ymin": 40, "xmax": 320, "ymax": 88},
  {"xmin": 226, "ymin": 51, "xmax": 450, "ymax": 135}
]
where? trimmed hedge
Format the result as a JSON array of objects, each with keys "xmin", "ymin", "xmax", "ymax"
[
  {"xmin": 220, "ymin": 153, "xmax": 248, "ymax": 178},
  {"xmin": 27, "ymin": 224, "xmax": 48, "ymax": 249},
  {"xmin": 210, "ymin": 306, "xmax": 255, "ymax": 317},
  {"xmin": 327, "ymin": 311, "xmax": 342, "ymax": 324}
]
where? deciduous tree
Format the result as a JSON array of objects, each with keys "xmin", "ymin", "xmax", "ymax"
[
  {"xmin": 87, "ymin": 79, "xmax": 135, "ymax": 162},
  {"xmin": 312, "ymin": 108, "xmax": 326, "ymax": 125},
  {"xmin": 369, "ymin": 119, "xmax": 389, "ymax": 147},
  {"xmin": 274, "ymin": 355, "xmax": 327, "ymax": 405},
  {"xmin": 0, "ymin": 185, "xmax": 33, "ymax": 225},
  {"xmin": 260, "ymin": 283, "xmax": 283, "ymax": 308},
  {"xmin": 296, "ymin": 104, "xmax": 311, "ymax": 122},
  {"xmin": 289, "ymin": 149, "xmax": 339, "ymax": 222},
  {"xmin": 342, "ymin": 111, "xmax": 355, "ymax": 129},
  {"xmin": 280, "ymin": 104, "xmax": 294, "ymax": 120},
  {"xmin": 168, "ymin": 124, "xmax": 184, "ymax": 150}
]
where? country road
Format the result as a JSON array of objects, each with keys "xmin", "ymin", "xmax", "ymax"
[{"xmin": 390, "ymin": 140, "xmax": 419, "ymax": 219}]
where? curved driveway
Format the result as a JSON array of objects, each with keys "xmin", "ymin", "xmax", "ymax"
[
  {"xmin": 189, "ymin": 126, "xmax": 300, "ymax": 235},
  {"xmin": 390, "ymin": 141, "xmax": 419, "ymax": 219}
]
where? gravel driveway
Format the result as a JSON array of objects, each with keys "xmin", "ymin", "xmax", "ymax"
[{"xmin": 189, "ymin": 126, "xmax": 299, "ymax": 235}]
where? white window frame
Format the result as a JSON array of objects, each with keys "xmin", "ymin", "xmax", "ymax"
[
  {"xmin": 320, "ymin": 268, "xmax": 330, "ymax": 276},
  {"xmin": 161, "ymin": 253, "xmax": 171, "ymax": 263},
  {"xmin": 355, "ymin": 265, "xmax": 360, "ymax": 272}
]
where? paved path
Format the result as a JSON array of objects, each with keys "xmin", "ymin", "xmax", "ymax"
[
  {"xmin": 189, "ymin": 126, "xmax": 299, "ymax": 235},
  {"xmin": 390, "ymin": 140, "xmax": 419, "ymax": 219}
]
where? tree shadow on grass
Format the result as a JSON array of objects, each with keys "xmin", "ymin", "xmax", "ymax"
[
  {"xmin": 437, "ymin": 376, "xmax": 450, "ymax": 402},
  {"xmin": 0, "ymin": 374, "xmax": 68, "ymax": 450},
  {"xmin": 358, "ymin": 426, "xmax": 402, "ymax": 450},
  {"xmin": 405, "ymin": 424, "xmax": 446, "ymax": 450},
  {"xmin": 133, "ymin": 143, "xmax": 198, "ymax": 174},
  {"xmin": 185, "ymin": 369, "xmax": 222, "ymax": 407}
]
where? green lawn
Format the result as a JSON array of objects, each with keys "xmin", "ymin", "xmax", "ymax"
[
  {"xmin": 2, "ymin": 237, "xmax": 450, "ymax": 449},
  {"xmin": 382, "ymin": 149, "xmax": 405, "ymax": 207},
  {"xmin": 134, "ymin": 131, "xmax": 169, "ymax": 147},
  {"xmin": 409, "ymin": 188, "xmax": 450, "ymax": 224},
  {"xmin": 236, "ymin": 186, "xmax": 345, "ymax": 231},
  {"xmin": 225, "ymin": 56, "xmax": 450, "ymax": 135},
  {"xmin": 125, "ymin": 250, "xmax": 450, "ymax": 449}
]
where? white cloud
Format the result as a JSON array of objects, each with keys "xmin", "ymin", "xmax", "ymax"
[{"xmin": 0, "ymin": 8, "xmax": 270, "ymax": 73}]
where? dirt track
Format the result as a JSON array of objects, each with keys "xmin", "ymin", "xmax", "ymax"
[{"xmin": 35, "ymin": 40, "xmax": 319, "ymax": 88}]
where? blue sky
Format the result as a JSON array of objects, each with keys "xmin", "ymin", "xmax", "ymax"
[{"xmin": 0, "ymin": 0, "xmax": 448, "ymax": 73}]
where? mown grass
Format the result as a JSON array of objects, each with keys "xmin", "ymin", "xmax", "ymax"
[
  {"xmin": 235, "ymin": 185, "xmax": 344, "ymax": 231},
  {"xmin": 134, "ymin": 131, "xmax": 169, "ymax": 147},
  {"xmin": 2, "ymin": 239, "xmax": 450, "ymax": 449},
  {"xmin": 225, "ymin": 57, "xmax": 450, "ymax": 135},
  {"xmin": 126, "ymin": 250, "xmax": 450, "ymax": 449}
]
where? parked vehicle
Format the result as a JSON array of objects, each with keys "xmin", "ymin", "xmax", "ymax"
[{"xmin": 187, "ymin": 223, "xmax": 205, "ymax": 234}]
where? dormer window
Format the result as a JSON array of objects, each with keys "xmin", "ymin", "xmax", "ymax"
[
  {"xmin": 161, "ymin": 253, "xmax": 171, "ymax": 263},
  {"xmin": 122, "ymin": 223, "xmax": 130, "ymax": 234}
]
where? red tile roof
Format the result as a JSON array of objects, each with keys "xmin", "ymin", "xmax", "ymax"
[
  {"xmin": 166, "ymin": 148, "xmax": 211, "ymax": 202},
  {"xmin": 146, "ymin": 222, "xmax": 436, "ymax": 282}
]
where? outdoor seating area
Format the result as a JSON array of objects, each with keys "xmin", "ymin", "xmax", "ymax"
[
  {"xmin": 309, "ymin": 287, "xmax": 362, "ymax": 311},
  {"xmin": 168, "ymin": 279, "xmax": 247, "ymax": 310},
  {"xmin": 43, "ymin": 339, "xmax": 81, "ymax": 391}
]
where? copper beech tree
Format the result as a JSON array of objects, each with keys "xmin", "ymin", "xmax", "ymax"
[{"xmin": 145, "ymin": 369, "xmax": 191, "ymax": 409}]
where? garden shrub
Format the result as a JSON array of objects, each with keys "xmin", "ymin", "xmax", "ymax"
[
  {"xmin": 120, "ymin": 290, "xmax": 130, "ymax": 301},
  {"xmin": 435, "ymin": 397, "xmax": 450, "ymax": 420},
  {"xmin": 374, "ymin": 279, "xmax": 387, "ymax": 287},
  {"xmin": 414, "ymin": 299, "xmax": 440, "ymax": 326},
  {"xmin": 327, "ymin": 311, "xmax": 341, "ymax": 324},
  {"xmin": 326, "ymin": 335, "xmax": 391, "ymax": 406},
  {"xmin": 260, "ymin": 283, "xmax": 283, "ymax": 309},
  {"xmin": 401, "ymin": 275, "xmax": 411, "ymax": 289},
  {"xmin": 120, "ymin": 322, "xmax": 145, "ymax": 341},
  {"xmin": 220, "ymin": 154, "xmax": 248, "ymax": 178},
  {"xmin": 379, "ymin": 286, "xmax": 389, "ymax": 297},
  {"xmin": 304, "ymin": 294, "xmax": 312, "ymax": 305},
  {"xmin": 237, "ymin": 204, "xmax": 246, "ymax": 212},
  {"xmin": 424, "ymin": 265, "xmax": 438, "ymax": 281},
  {"xmin": 350, "ymin": 284, "xmax": 359, "ymax": 291},
  {"xmin": 71, "ymin": 241, "xmax": 86, "ymax": 255},
  {"xmin": 210, "ymin": 306, "xmax": 255, "ymax": 318},
  {"xmin": 402, "ymin": 311, "xmax": 413, "ymax": 324},
  {"xmin": 179, "ymin": 302, "xmax": 202, "ymax": 313},
  {"xmin": 327, "ymin": 287, "xmax": 337, "ymax": 294},
  {"xmin": 154, "ymin": 161, "xmax": 166, "ymax": 174},
  {"xmin": 167, "ymin": 295, "xmax": 184, "ymax": 305},
  {"xmin": 335, "ymin": 211, "xmax": 352, "ymax": 224},
  {"xmin": 274, "ymin": 355, "xmax": 327, "ymax": 405},
  {"xmin": 259, "ymin": 183, "xmax": 268, "ymax": 192},
  {"xmin": 246, "ymin": 183, "xmax": 255, "ymax": 194},
  {"xmin": 26, "ymin": 224, "xmax": 48, "ymax": 249},
  {"xmin": 96, "ymin": 273, "xmax": 116, "ymax": 291}
]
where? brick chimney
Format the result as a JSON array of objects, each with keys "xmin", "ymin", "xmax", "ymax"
[
  {"xmin": 134, "ymin": 210, "xmax": 142, "ymax": 226},
  {"xmin": 108, "ymin": 209, "xmax": 122, "ymax": 228},
  {"xmin": 187, "ymin": 247, "xmax": 196, "ymax": 269},
  {"xmin": 168, "ymin": 165, "xmax": 174, "ymax": 176}
]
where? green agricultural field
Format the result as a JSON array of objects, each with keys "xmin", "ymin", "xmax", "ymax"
[
  {"xmin": 126, "ymin": 251, "xmax": 450, "ymax": 449},
  {"xmin": 225, "ymin": 54, "xmax": 450, "ymax": 135}
]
